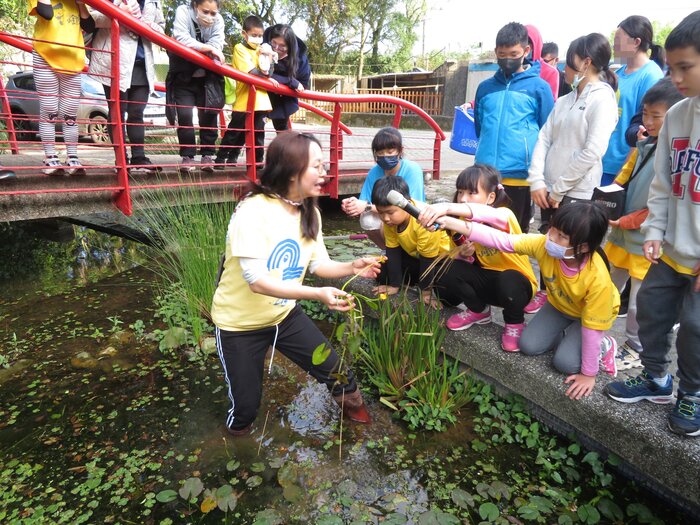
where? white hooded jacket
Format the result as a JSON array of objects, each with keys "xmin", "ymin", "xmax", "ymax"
[{"xmin": 527, "ymin": 80, "xmax": 618, "ymax": 202}]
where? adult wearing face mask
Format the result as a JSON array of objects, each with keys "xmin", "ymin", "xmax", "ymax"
[
  {"xmin": 341, "ymin": 127, "xmax": 425, "ymax": 249},
  {"xmin": 88, "ymin": 0, "xmax": 166, "ymax": 175},
  {"xmin": 166, "ymin": 0, "xmax": 225, "ymax": 172},
  {"xmin": 262, "ymin": 24, "xmax": 311, "ymax": 132}
]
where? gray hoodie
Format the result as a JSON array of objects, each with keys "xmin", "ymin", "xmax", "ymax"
[{"xmin": 642, "ymin": 96, "xmax": 700, "ymax": 269}]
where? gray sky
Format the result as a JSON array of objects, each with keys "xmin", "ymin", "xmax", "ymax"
[{"xmin": 419, "ymin": 0, "xmax": 697, "ymax": 56}]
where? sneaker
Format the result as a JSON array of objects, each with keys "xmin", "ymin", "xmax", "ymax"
[
  {"xmin": 65, "ymin": 156, "xmax": 86, "ymax": 176},
  {"xmin": 445, "ymin": 307, "xmax": 491, "ymax": 331},
  {"xmin": 617, "ymin": 302, "xmax": 628, "ymax": 318},
  {"xmin": 129, "ymin": 157, "xmax": 162, "ymax": 175},
  {"xmin": 605, "ymin": 370, "xmax": 674, "ymax": 404},
  {"xmin": 615, "ymin": 342, "xmax": 642, "ymax": 371},
  {"xmin": 668, "ymin": 392, "xmax": 700, "ymax": 437},
  {"xmin": 524, "ymin": 291, "xmax": 547, "ymax": 314},
  {"xmin": 213, "ymin": 156, "xmax": 229, "ymax": 171},
  {"xmin": 501, "ymin": 323, "xmax": 525, "ymax": 352},
  {"xmin": 599, "ymin": 335, "xmax": 618, "ymax": 377},
  {"xmin": 179, "ymin": 156, "xmax": 196, "ymax": 173},
  {"xmin": 42, "ymin": 156, "xmax": 64, "ymax": 176},
  {"xmin": 200, "ymin": 155, "xmax": 214, "ymax": 173}
]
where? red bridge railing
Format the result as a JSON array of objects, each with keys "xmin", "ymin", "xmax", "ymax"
[{"xmin": 0, "ymin": 0, "xmax": 445, "ymax": 217}]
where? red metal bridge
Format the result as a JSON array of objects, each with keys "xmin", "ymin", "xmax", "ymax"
[{"xmin": 0, "ymin": 0, "xmax": 445, "ymax": 222}]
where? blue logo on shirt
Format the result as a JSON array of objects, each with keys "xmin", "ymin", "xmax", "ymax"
[{"xmin": 268, "ymin": 239, "xmax": 304, "ymax": 280}]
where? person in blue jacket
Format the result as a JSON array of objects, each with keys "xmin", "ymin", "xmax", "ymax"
[
  {"xmin": 263, "ymin": 24, "xmax": 311, "ymax": 131},
  {"xmin": 474, "ymin": 21, "xmax": 554, "ymax": 233}
]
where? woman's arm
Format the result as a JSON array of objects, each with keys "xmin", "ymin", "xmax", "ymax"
[{"xmin": 312, "ymin": 256, "xmax": 382, "ymax": 280}]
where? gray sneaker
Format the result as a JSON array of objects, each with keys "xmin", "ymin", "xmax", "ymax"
[
  {"xmin": 200, "ymin": 155, "xmax": 214, "ymax": 173},
  {"xmin": 180, "ymin": 156, "xmax": 196, "ymax": 173}
]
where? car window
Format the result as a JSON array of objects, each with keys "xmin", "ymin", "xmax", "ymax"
[
  {"xmin": 82, "ymin": 75, "xmax": 105, "ymax": 96},
  {"xmin": 14, "ymin": 75, "xmax": 36, "ymax": 91}
]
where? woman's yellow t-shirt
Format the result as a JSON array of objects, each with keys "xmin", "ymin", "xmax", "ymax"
[
  {"xmin": 513, "ymin": 235, "xmax": 619, "ymax": 330},
  {"xmin": 29, "ymin": 0, "xmax": 86, "ymax": 73}
]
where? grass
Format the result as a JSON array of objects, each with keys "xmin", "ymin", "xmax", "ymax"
[{"xmin": 131, "ymin": 182, "xmax": 236, "ymax": 348}]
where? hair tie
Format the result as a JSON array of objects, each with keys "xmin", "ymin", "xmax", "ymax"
[{"xmin": 497, "ymin": 183, "xmax": 504, "ymax": 190}]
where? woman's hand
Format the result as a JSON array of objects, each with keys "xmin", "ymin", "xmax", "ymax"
[
  {"xmin": 340, "ymin": 196, "xmax": 365, "ymax": 217},
  {"xmin": 531, "ymin": 188, "xmax": 549, "ymax": 209},
  {"xmin": 201, "ymin": 45, "xmax": 224, "ymax": 63},
  {"xmin": 351, "ymin": 257, "xmax": 382, "ymax": 279},
  {"xmin": 296, "ymin": 84, "xmax": 305, "ymax": 93},
  {"xmin": 372, "ymin": 284, "xmax": 399, "ymax": 296},
  {"xmin": 318, "ymin": 287, "xmax": 355, "ymax": 311},
  {"xmin": 563, "ymin": 374, "xmax": 595, "ymax": 400}
]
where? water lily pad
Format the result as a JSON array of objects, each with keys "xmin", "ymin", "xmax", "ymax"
[
  {"xmin": 226, "ymin": 460, "xmax": 240, "ymax": 472},
  {"xmin": 246, "ymin": 475, "xmax": 263, "ymax": 488},
  {"xmin": 282, "ymin": 483, "xmax": 304, "ymax": 503},
  {"xmin": 316, "ymin": 516, "xmax": 343, "ymax": 525},
  {"xmin": 382, "ymin": 514, "xmax": 409, "ymax": 525},
  {"xmin": 155, "ymin": 489, "xmax": 177, "ymax": 503},
  {"xmin": 451, "ymin": 488, "xmax": 474, "ymax": 509},
  {"xmin": 215, "ymin": 485, "xmax": 237, "ymax": 512},
  {"xmin": 268, "ymin": 457, "xmax": 285, "ymax": 469},
  {"xmin": 479, "ymin": 502, "xmax": 500, "ymax": 521},
  {"xmin": 178, "ymin": 477, "xmax": 203, "ymax": 500},
  {"xmin": 418, "ymin": 510, "xmax": 460, "ymax": 525},
  {"xmin": 312, "ymin": 342, "xmax": 331, "ymax": 365},
  {"xmin": 250, "ymin": 462, "xmax": 266, "ymax": 473},
  {"xmin": 252, "ymin": 508, "xmax": 284, "ymax": 525}
]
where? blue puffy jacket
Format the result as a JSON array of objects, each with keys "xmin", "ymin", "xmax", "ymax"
[{"xmin": 474, "ymin": 63, "xmax": 554, "ymax": 180}]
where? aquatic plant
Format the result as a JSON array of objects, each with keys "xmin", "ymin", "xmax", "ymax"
[{"xmin": 130, "ymin": 184, "xmax": 236, "ymax": 349}]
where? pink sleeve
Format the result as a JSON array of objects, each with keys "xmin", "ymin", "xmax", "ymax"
[
  {"xmin": 468, "ymin": 222, "xmax": 516, "ymax": 252},
  {"xmin": 469, "ymin": 204, "xmax": 509, "ymax": 231},
  {"xmin": 581, "ymin": 327, "xmax": 604, "ymax": 376}
]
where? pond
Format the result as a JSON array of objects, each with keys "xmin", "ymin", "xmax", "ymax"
[{"xmin": 0, "ymin": 214, "xmax": 691, "ymax": 524}]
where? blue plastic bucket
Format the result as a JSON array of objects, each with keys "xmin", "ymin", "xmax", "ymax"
[{"xmin": 449, "ymin": 106, "xmax": 478, "ymax": 155}]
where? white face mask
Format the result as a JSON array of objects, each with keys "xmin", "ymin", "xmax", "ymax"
[
  {"xmin": 545, "ymin": 234, "xmax": 576, "ymax": 260},
  {"xmin": 197, "ymin": 12, "xmax": 215, "ymax": 27},
  {"xmin": 247, "ymin": 35, "xmax": 263, "ymax": 47}
]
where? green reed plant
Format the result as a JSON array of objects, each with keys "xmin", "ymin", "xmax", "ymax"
[
  {"xmin": 131, "ymin": 183, "xmax": 236, "ymax": 348},
  {"xmin": 352, "ymin": 290, "xmax": 476, "ymax": 430}
]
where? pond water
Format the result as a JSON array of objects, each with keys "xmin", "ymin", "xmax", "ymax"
[{"xmin": 0, "ymin": 214, "xmax": 692, "ymax": 524}]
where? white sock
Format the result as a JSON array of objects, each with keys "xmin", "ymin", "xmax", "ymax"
[{"xmin": 651, "ymin": 374, "xmax": 670, "ymax": 386}]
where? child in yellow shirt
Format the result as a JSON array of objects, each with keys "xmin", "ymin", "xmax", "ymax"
[{"xmin": 372, "ymin": 176, "xmax": 450, "ymax": 308}]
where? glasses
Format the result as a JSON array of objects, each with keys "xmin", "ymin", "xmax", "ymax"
[
  {"xmin": 271, "ymin": 43, "xmax": 288, "ymax": 53},
  {"xmin": 311, "ymin": 163, "xmax": 330, "ymax": 174},
  {"xmin": 543, "ymin": 57, "xmax": 557, "ymax": 65}
]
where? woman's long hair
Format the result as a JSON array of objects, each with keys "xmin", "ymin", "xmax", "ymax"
[
  {"xmin": 251, "ymin": 132, "xmax": 321, "ymax": 240},
  {"xmin": 266, "ymin": 24, "xmax": 299, "ymax": 79}
]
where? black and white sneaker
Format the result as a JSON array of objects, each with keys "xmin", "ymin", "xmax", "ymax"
[
  {"xmin": 42, "ymin": 156, "xmax": 65, "ymax": 176},
  {"xmin": 66, "ymin": 156, "xmax": 86, "ymax": 176},
  {"xmin": 129, "ymin": 157, "xmax": 162, "ymax": 175}
]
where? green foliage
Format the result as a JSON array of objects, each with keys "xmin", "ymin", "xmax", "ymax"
[
  {"xmin": 131, "ymin": 187, "xmax": 235, "ymax": 349},
  {"xmin": 350, "ymin": 290, "xmax": 476, "ymax": 430}
]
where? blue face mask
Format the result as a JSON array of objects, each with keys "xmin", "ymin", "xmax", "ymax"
[
  {"xmin": 545, "ymin": 235, "xmax": 576, "ymax": 260},
  {"xmin": 376, "ymin": 155, "xmax": 400, "ymax": 171}
]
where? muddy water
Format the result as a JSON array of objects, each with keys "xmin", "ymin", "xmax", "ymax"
[{"xmin": 0, "ymin": 218, "xmax": 690, "ymax": 524}]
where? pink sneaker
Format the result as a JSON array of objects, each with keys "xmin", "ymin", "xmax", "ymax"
[
  {"xmin": 501, "ymin": 323, "xmax": 525, "ymax": 352},
  {"xmin": 600, "ymin": 335, "xmax": 618, "ymax": 377},
  {"xmin": 445, "ymin": 307, "xmax": 491, "ymax": 331},
  {"xmin": 524, "ymin": 290, "xmax": 547, "ymax": 314}
]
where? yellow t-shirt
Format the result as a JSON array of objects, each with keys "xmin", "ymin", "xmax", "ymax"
[
  {"xmin": 232, "ymin": 43, "xmax": 272, "ymax": 113},
  {"xmin": 29, "ymin": 0, "xmax": 85, "ymax": 73},
  {"xmin": 211, "ymin": 195, "xmax": 329, "ymax": 331},
  {"xmin": 661, "ymin": 255, "xmax": 699, "ymax": 276},
  {"xmin": 513, "ymin": 235, "xmax": 620, "ymax": 330},
  {"xmin": 613, "ymin": 149, "xmax": 637, "ymax": 186},
  {"xmin": 604, "ymin": 242, "xmax": 651, "ymax": 281},
  {"xmin": 473, "ymin": 208, "xmax": 537, "ymax": 295},
  {"xmin": 384, "ymin": 213, "xmax": 451, "ymax": 258}
]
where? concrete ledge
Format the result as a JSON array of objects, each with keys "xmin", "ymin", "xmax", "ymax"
[{"xmin": 330, "ymin": 277, "xmax": 700, "ymax": 515}]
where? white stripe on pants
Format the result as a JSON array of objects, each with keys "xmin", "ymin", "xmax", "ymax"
[{"xmin": 32, "ymin": 51, "xmax": 82, "ymax": 158}]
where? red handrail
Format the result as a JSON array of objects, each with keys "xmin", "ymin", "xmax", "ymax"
[{"xmin": 0, "ymin": 0, "xmax": 445, "ymax": 216}]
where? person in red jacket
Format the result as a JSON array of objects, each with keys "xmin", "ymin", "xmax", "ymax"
[{"xmin": 527, "ymin": 24, "xmax": 559, "ymax": 100}]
